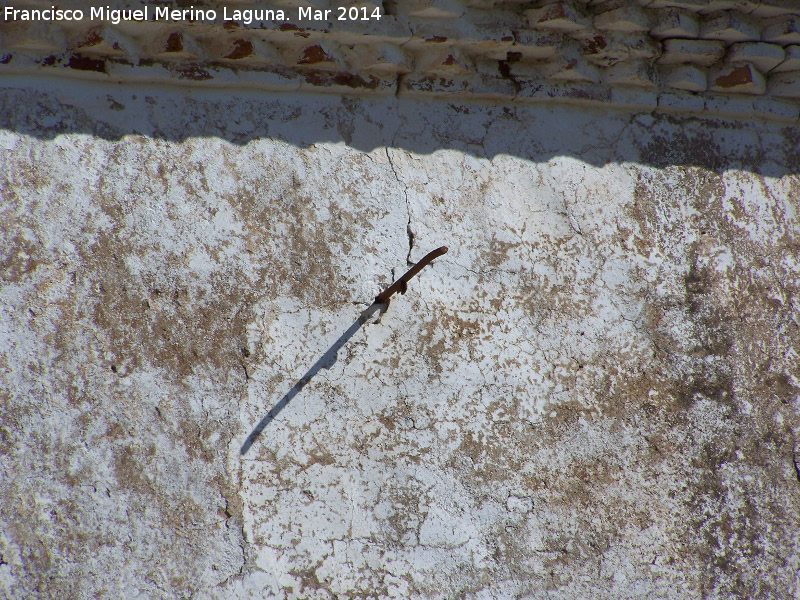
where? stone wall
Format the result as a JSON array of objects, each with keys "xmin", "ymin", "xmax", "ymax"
[
  {"xmin": 2, "ymin": 0, "xmax": 800, "ymax": 121},
  {"xmin": 1, "ymin": 5, "xmax": 800, "ymax": 599}
]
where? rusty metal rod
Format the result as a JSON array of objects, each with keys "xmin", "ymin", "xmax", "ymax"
[{"xmin": 374, "ymin": 246, "xmax": 448, "ymax": 304}]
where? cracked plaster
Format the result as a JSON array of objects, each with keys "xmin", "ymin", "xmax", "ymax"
[{"xmin": 1, "ymin": 76, "xmax": 799, "ymax": 599}]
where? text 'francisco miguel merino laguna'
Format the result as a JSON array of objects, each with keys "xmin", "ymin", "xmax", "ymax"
[{"xmin": 4, "ymin": 5, "xmax": 383, "ymax": 25}]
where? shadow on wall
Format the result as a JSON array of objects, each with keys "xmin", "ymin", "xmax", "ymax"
[
  {"xmin": 240, "ymin": 302, "xmax": 387, "ymax": 455},
  {"xmin": 0, "ymin": 76, "xmax": 798, "ymax": 179}
]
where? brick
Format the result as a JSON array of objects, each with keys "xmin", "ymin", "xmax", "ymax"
[
  {"xmin": 704, "ymin": 94, "xmax": 755, "ymax": 118},
  {"xmin": 650, "ymin": 9, "xmax": 700, "ymax": 39},
  {"xmin": 582, "ymin": 33, "xmax": 660, "ymax": 66},
  {"xmin": 274, "ymin": 0, "xmax": 329, "ymax": 8},
  {"xmin": 360, "ymin": 43, "xmax": 413, "ymax": 74},
  {"xmin": 510, "ymin": 30, "xmax": 562, "ymax": 60},
  {"xmin": 415, "ymin": 47, "xmax": 475, "ymax": 76},
  {"xmin": 215, "ymin": 39, "xmax": 282, "ymax": 65},
  {"xmin": 647, "ymin": 0, "xmax": 714, "ymax": 10},
  {"xmin": 144, "ymin": 32, "xmax": 204, "ymax": 60},
  {"xmin": 462, "ymin": 72, "xmax": 517, "ymax": 99},
  {"xmin": 69, "ymin": 26, "xmax": 138, "ymax": 57},
  {"xmin": 2, "ymin": 23, "xmax": 65, "ymax": 52},
  {"xmin": 768, "ymin": 70, "xmax": 800, "ymax": 98},
  {"xmin": 661, "ymin": 64, "xmax": 708, "ymax": 90},
  {"xmin": 454, "ymin": 25, "xmax": 517, "ymax": 58},
  {"xmin": 594, "ymin": 5, "xmax": 652, "ymax": 33},
  {"xmin": 749, "ymin": 1, "xmax": 800, "ymax": 19},
  {"xmin": 544, "ymin": 56, "xmax": 602, "ymax": 83},
  {"xmin": 725, "ymin": 43, "xmax": 784, "ymax": 73},
  {"xmin": 399, "ymin": 72, "xmax": 473, "ymax": 97},
  {"xmin": 525, "ymin": 3, "xmax": 591, "ymax": 34},
  {"xmin": 549, "ymin": 61, "xmax": 602, "ymax": 83},
  {"xmin": 772, "ymin": 46, "xmax": 800, "ymax": 73},
  {"xmin": 289, "ymin": 43, "xmax": 345, "ymax": 71},
  {"xmin": 657, "ymin": 90, "xmax": 706, "ymax": 113},
  {"xmin": 709, "ymin": 63, "xmax": 766, "ymax": 94},
  {"xmin": 658, "ymin": 39, "xmax": 725, "ymax": 66},
  {"xmin": 695, "ymin": 2, "xmax": 759, "ymax": 15},
  {"xmin": 753, "ymin": 96, "xmax": 800, "ymax": 121},
  {"xmin": 328, "ymin": 15, "xmax": 411, "ymax": 44},
  {"xmin": 408, "ymin": 0, "xmax": 464, "ymax": 19},
  {"xmin": 610, "ymin": 86, "xmax": 658, "ymax": 109},
  {"xmin": 699, "ymin": 11, "xmax": 760, "ymax": 43},
  {"xmin": 515, "ymin": 80, "xmax": 611, "ymax": 105},
  {"xmin": 763, "ymin": 16, "xmax": 800, "ymax": 45},
  {"xmin": 297, "ymin": 70, "xmax": 396, "ymax": 95},
  {"xmin": 602, "ymin": 60, "xmax": 657, "ymax": 87}
]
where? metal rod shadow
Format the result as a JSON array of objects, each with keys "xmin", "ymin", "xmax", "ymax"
[{"xmin": 240, "ymin": 302, "xmax": 387, "ymax": 455}]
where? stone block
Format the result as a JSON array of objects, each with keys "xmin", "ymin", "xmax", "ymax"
[
  {"xmin": 753, "ymin": 96, "xmax": 800, "ymax": 121},
  {"xmin": 213, "ymin": 39, "xmax": 282, "ymax": 65},
  {"xmin": 329, "ymin": 15, "xmax": 412, "ymax": 44},
  {"xmin": 297, "ymin": 70, "xmax": 395, "ymax": 95},
  {"xmin": 749, "ymin": 1, "xmax": 800, "ymax": 19},
  {"xmin": 709, "ymin": 62, "xmax": 766, "ymax": 94},
  {"xmin": 661, "ymin": 63, "xmax": 708, "ymax": 91},
  {"xmin": 771, "ymin": 45, "xmax": 800, "ymax": 73},
  {"xmin": 68, "ymin": 26, "xmax": 138, "ymax": 58},
  {"xmin": 289, "ymin": 42, "xmax": 346, "ymax": 70},
  {"xmin": 762, "ymin": 16, "xmax": 800, "ymax": 45},
  {"xmin": 461, "ymin": 72, "xmax": 517, "ymax": 98},
  {"xmin": 1, "ymin": 23, "xmax": 66, "ymax": 53},
  {"xmin": 525, "ymin": 3, "xmax": 592, "ymax": 34},
  {"xmin": 657, "ymin": 90, "xmax": 706, "ymax": 112},
  {"xmin": 359, "ymin": 43, "xmax": 413, "ymax": 74},
  {"xmin": 695, "ymin": 1, "xmax": 760, "ymax": 15},
  {"xmin": 704, "ymin": 93, "xmax": 755, "ymax": 117},
  {"xmin": 602, "ymin": 60, "xmax": 657, "ymax": 87},
  {"xmin": 143, "ymin": 32, "xmax": 204, "ymax": 61},
  {"xmin": 699, "ymin": 11, "xmax": 760, "ymax": 43},
  {"xmin": 399, "ymin": 72, "xmax": 473, "ymax": 96},
  {"xmin": 454, "ymin": 24, "xmax": 517, "ymax": 57},
  {"xmin": 647, "ymin": 0, "xmax": 716, "ymax": 10},
  {"xmin": 610, "ymin": 86, "xmax": 658, "ymax": 108},
  {"xmin": 515, "ymin": 80, "xmax": 611, "ymax": 105},
  {"xmin": 510, "ymin": 30, "xmax": 563, "ymax": 60},
  {"xmin": 582, "ymin": 33, "xmax": 661, "ymax": 66},
  {"xmin": 725, "ymin": 42, "xmax": 784, "ymax": 73},
  {"xmin": 649, "ymin": 8, "xmax": 700, "ymax": 39},
  {"xmin": 768, "ymin": 70, "xmax": 800, "ymax": 98},
  {"xmin": 658, "ymin": 39, "xmax": 725, "ymax": 66},
  {"xmin": 594, "ymin": 5, "xmax": 652, "ymax": 33},
  {"xmin": 539, "ymin": 53, "xmax": 602, "ymax": 83},
  {"xmin": 408, "ymin": 0, "xmax": 465, "ymax": 19},
  {"xmin": 415, "ymin": 47, "xmax": 475, "ymax": 76}
]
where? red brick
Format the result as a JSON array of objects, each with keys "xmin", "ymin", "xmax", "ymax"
[{"xmin": 709, "ymin": 63, "xmax": 766, "ymax": 94}]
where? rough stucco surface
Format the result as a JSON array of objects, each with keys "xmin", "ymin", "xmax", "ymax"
[{"xmin": 1, "ymin": 78, "xmax": 799, "ymax": 599}]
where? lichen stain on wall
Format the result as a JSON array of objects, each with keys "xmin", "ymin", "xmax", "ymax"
[{"xmin": 1, "ymin": 81, "xmax": 798, "ymax": 599}]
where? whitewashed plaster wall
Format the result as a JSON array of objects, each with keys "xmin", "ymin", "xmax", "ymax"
[{"xmin": 1, "ymin": 77, "xmax": 799, "ymax": 600}]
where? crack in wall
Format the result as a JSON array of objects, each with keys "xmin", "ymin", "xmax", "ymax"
[{"xmin": 385, "ymin": 146, "xmax": 414, "ymax": 265}]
